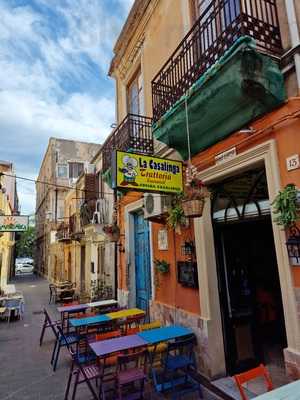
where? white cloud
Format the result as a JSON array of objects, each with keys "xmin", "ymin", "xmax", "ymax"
[{"xmin": 0, "ymin": 0, "xmax": 133, "ymax": 214}]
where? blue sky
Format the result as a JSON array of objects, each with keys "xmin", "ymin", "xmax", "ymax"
[{"xmin": 0, "ymin": 0, "xmax": 134, "ymax": 215}]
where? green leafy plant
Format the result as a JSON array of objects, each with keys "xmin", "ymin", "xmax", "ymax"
[
  {"xmin": 166, "ymin": 194, "xmax": 186, "ymax": 232},
  {"xmin": 272, "ymin": 184, "xmax": 300, "ymax": 228},
  {"xmin": 154, "ymin": 259, "xmax": 170, "ymax": 274},
  {"xmin": 154, "ymin": 259, "xmax": 170, "ymax": 288}
]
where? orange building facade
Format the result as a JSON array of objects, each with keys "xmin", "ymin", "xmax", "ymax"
[{"xmin": 108, "ymin": 0, "xmax": 300, "ymax": 380}]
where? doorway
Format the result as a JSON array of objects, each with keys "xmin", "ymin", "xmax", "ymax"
[
  {"xmin": 212, "ymin": 168, "xmax": 287, "ymax": 376},
  {"xmin": 133, "ymin": 212, "xmax": 151, "ymax": 313}
]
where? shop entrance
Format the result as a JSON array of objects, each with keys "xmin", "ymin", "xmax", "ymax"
[{"xmin": 212, "ymin": 168, "xmax": 287, "ymax": 376}]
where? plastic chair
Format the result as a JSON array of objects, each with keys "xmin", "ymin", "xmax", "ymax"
[
  {"xmin": 64, "ymin": 347, "xmax": 101, "ymax": 400},
  {"xmin": 116, "ymin": 349, "xmax": 147, "ymax": 400},
  {"xmin": 51, "ymin": 324, "xmax": 79, "ymax": 371},
  {"xmin": 39, "ymin": 308, "xmax": 61, "ymax": 346},
  {"xmin": 3, "ymin": 298, "xmax": 24, "ymax": 323},
  {"xmin": 234, "ymin": 364, "xmax": 273, "ymax": 400}
]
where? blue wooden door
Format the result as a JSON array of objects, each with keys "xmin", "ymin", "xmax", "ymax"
[{"xmin": 134, "ymin": 213, "xmax": 151, "ymax": 313}]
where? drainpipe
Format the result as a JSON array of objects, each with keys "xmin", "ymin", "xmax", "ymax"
[{"xmin": 285, "ymin": 0, "xmax": 300, "ymax": 93}]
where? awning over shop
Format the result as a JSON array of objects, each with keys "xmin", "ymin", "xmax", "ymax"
[{"xmin": 152, "ymin": 37, "xmax": 286, "ymax": 160}]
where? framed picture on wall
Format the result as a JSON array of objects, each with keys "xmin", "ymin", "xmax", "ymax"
[
  {"xmin": 158, "ymin": 229, "xmax": 168, "ymax": 250},
  {"xmin": 177, "ymin": 261, "xmax": 198, "ymax": 288}
]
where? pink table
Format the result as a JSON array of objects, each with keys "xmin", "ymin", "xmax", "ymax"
[{"xmin": 89, "ymin": 334, "xmax": 148, "ymax": 357}]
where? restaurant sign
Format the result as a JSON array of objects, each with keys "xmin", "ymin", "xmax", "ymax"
[
  {"xmin": 112, "ymin": 151, "xmax": 183, "ymax": 193},
  {"xmin": 0, "ymin": 215, "xmax": 29, "ymax": 232}
]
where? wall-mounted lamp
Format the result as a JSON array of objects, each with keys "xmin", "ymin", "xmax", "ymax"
[{"xmin": 286, "ymin": 225, "xmax": 300, "ymax": 264}]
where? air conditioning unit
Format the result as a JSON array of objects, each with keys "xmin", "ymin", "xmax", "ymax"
[{"xmin": 143, "ymin": 193, "xmax": 172, "ymax": 220}]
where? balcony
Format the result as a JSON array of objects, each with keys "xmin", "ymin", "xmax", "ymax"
[
  {"xmin": 56, "ymin": 223, "xmax": 70, "ymax": 242},
  {"xmin": 152, "ymin": 0, "xmax": 283, "ymax": 122},
  {"xmin": 102, "ymin": 114, "xmax": 153, "ymax": 172},
  {"xmin": 69, "ymin": 213, "xmax": 84, "ymax": 241}
]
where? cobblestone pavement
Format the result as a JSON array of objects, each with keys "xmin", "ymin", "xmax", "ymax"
[{"xmin": 0, "ymin": 275, "xmax": 222, "ymax": 400}]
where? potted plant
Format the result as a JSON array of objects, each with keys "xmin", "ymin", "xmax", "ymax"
[
  {"xmin": 102, "ymin": 223, "xmax": 121, "ymax": 242},
  {"xmin": 154, "ymin": 259, "xmax": 170, "ymax": 287},
  {"xmin": 166, "ymin": 194, "xmax": 186, "ymax": 234},
  {"xmin": 272, "ymin": 184, "xmax": 300, "ymax": 228},
  {"xmin": 182, "ymin": 177, "xmax": 209, "ymax": 218}
]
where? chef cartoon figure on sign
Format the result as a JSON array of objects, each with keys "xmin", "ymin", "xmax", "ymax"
[{"xmin": 119, "ymin": 155, "xmax": 138, "ymax": 186}]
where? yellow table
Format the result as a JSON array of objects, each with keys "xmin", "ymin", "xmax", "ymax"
[{"xmin": 106, "ymin": 308, "xmax": 145, "ymax": 320}]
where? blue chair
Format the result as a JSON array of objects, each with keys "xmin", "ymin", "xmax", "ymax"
[
  {"xmin": 51, "ymin": 324, "xmax": 79, "ymax": 371},
  {"xmin": 151, "ymin": 335, "xmax": 203, "ymax": 399}
]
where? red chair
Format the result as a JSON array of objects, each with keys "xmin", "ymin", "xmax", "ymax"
[
  {"xmin": 123, "ymin": 314, "xmax": 145, "ymax": 335},
  {"xmin": 234, "ymin": 364, "xmax": 273, "ymax": 400}
]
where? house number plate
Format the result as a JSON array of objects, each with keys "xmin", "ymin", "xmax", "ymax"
[{"xmin": 286, "ymin": 154, "xmax": 300, "ymax": 171}]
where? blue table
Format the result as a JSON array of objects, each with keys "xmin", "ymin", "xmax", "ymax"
[
  {"xmin": 138, "ymin": 325, "xmax": 193, "ymax": 344},
  {"xmin": 254, "ymin": 380, "xmax": 300, "ymax": 399},
  {"xmin": 69, "ymin": 314, "xmax": 111, "ymax": 328}
]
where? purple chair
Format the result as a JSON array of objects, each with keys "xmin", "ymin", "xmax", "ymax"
[
  {"xmin": 64, "ymin": 347, "xmax": 101, "ymax": 400},
  {"xmin": 39, "ymin": 308, "xmax": 61, "ymax": 346},
  {"xmin": 116, "ymin": 349, "xmax": 147, "ymax": 400}
]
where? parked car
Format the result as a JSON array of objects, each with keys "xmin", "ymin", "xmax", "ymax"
[
  {"xmin": 15, "ymin": 263, "xmax": 34, "ymax": 274},
  {"xmin": 16, "ymin": 257, "xmax": 34, "ymax": 266}
]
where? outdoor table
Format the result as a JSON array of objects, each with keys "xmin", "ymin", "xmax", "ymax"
[
  {"xmin": 89, "ymin": 334, "xmax": 148, "ymax": 357},
  {"xmin": 69, "ymin": 314, "xmax": 111, "ymax": 329},
  {"xmin": 254, "ymin": 380, "xmax": 300, "ymax": 399},
  {"xmin": 106, "ymin": 308, "xmax": 145, "ymax": 320},
  {"xmin": 138, "ymin": 325, "xmax": 194, "ymax": 344},
  {"xmin": 87, "ymin": 299, "xmax": 118, "ymax": 309}
]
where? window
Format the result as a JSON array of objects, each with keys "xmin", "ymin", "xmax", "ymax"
[
  {"xmin": 69, "ymin": 162, "xmax": 84, "ymax": 179},
  {"xmin": 57, "ymin": 164, "xmax": 68, "ymax": 178},
  {"xmin": 191, "ymin": 0, "xmax": 211, "ymax": 22},
  {"xmin": 127, "ymin": 69, "xmax": 143, "ymax": 115}
]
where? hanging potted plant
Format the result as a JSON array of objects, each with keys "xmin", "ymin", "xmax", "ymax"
[
  {"xmin": 102, "ymin": 223, "xmax": 121, "ymax": 242},
  {"xmin": 272, "ymin": 183, "xmax": 300, "ymax": 229},
  {"xmin": 182, "ymin": 176, "xmax": 210, "ymax": 218},
  {"xmin": 166, "ymin": 194, "xmax": 186, "ymax": 234},
  {"xmin": 154, "ymin": 259, "xmax": 170, "ymax": 288}
]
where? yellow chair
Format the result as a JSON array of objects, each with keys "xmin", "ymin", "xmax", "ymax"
[
  {"xmin": 139, "ymin": 320, "xmax": 161, "ymax": 332},
  {"xmin": 139, "ymin": 321, "xmax": 168, "ymax": 355}
]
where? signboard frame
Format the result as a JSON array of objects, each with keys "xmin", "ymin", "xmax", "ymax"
[
  {"xmin": 112, "ymin": 150, "xmax": 184, "ymax": 194},
  {"xmin": 0, "ymin": 215, "xmax": 29, "ymax": 232}
]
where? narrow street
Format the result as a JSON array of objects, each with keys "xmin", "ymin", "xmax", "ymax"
[{"xmin": 0, "ymin": 275, "xmax": 222, "ymax": 400}]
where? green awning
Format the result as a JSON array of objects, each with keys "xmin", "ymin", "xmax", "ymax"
[{"xmin": 153, "ymin": 37, "xmax": 286, "ymax": 160}]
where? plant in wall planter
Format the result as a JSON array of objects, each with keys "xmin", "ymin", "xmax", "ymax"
[
  {"xmin": 272, "ymin": 184, "xmax": 300, "ymax": 229},
  {"xmin": 154, "ymin": 259, "xmax": 170, "ymax": 288},
  {"xmin": 102, "ymin": 223, "xmax": 121, "ymax": 242}
]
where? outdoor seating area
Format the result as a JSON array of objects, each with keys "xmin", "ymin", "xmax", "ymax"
[
  {"xmin": 49, "ymin": 281, "xmax": 77, "ymax": 304},
  {"xmin": 40, "ymin": 300, "xmax": 202, "ymax": 400},
  {"xmin": 0, "ymin": 292, "xmax": 24, "ymax": 323}
]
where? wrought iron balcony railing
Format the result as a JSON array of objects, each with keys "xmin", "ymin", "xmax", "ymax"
[
  {"xmin": 102, "ymin": 114, "xmax": 153, "ymax": 172},
  {"xmin": 56, "ymin": 223, "xmax": 70, "ymax": 242},
  {"xmin": 151, "ymin": 0, "xmax": 283, "ymax": 122}
]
